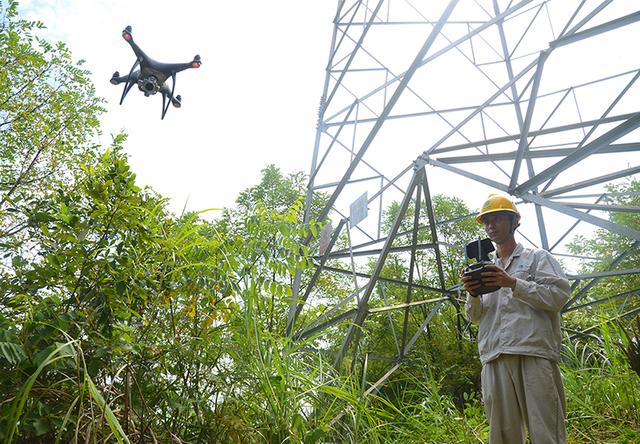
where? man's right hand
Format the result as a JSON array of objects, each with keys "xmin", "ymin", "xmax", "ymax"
[{"xmin": 461, "ymin": 274, "xmax": 481, "ymax": 297}]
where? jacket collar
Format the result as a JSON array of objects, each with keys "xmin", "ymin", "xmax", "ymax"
[{"xmin": 496, "ymin": 243, "xmax": 523, "ymax": 269}]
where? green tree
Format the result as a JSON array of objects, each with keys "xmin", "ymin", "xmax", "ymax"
[
  {"xmin": 563, "ymin": 179, "xmax": 640, "ymax": 420},
  {"xmin": 1, "ymin": 0, "xmax": 103, "ymax": 248},
  {"xmin": 1, "ymin": 136, "xmax": 328, "ymax": 442},
  {"xmin": 566, "ymin": 179, "xmax": 640, "ymax": 332}
]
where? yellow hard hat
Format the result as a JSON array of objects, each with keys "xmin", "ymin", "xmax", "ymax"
[{"xmin": 476, "ymin": 194, "xmax": 520, "ymax": 223}]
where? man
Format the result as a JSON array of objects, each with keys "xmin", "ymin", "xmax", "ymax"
[{"xmin": 462, "ymin": 194, "xmax": 570, "ymax": 444}]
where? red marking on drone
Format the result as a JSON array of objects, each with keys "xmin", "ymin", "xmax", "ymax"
[
  {"xmin": 192, "ymin": 61, "xmax": 201, "ymax": 68},
  {"xmin": 123, "ymin": 33, "xmax": 131, "ymax": 41}
]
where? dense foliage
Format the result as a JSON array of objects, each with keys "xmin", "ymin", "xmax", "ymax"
[{"xmin": 0, "ymin": 2, "xmax": 639, "ymax": 442}]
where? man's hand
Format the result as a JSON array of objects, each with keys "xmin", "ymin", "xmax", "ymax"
[
  {"xmin": 461, "ymin": 273, "xmax": 482, "ymax": 297},
  {"xmin": 481, "ymin": 264, "xmax": 516, "ymax": 290}
]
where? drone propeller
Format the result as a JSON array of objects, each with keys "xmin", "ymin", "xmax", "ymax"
[{"xmin": 122, "ymin": 26, "xmax": 132, "ymax": 41}]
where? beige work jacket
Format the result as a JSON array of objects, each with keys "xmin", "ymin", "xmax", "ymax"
[{"xmin": 465, "ymin": 243, "xmax": 570, "ymax": 365}]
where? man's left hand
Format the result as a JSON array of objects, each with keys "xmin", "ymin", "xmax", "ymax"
[{"xmin": 480, "ymin": 264, "xmax": 517, "ymax": 290}]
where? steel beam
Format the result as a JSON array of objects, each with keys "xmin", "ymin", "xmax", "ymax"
[
  {"xmin": 333, "ymin": 169, "xmax": 421, "ymax": 367},
  {"xmin": 325, "ymin": 0, "xmax": 534, "ymax": 124},
  {"xmin": 286, "ymin": 219, "xmax": 346, "ymax": 336},
  {"xmin": 521, "ymin": 194, "xmax": 640, "ymax": 242},
  {"xmin": 418, "ymin": 157, "xmax": 510, "ymax": 192},
  {"xmin": 367, "ymin": 299, "xmax": 446, "ymax": 396},
  {"xmin": 319, "ymin": 243, "xmax": 437, "ymax": 260},
  {"xmin": 551, "ymin": 10, "xmax": 640, "ymax": 49},
  {"xmin": 324, "ymin": 1, "xmax": 383, "ymax": 110},
  {"xmin": 569, "ymin": 306, "xmax": 640, "ymax": 340},
  {"xmin": 430, "ymin": 113, "xmax": 638, "ymax": 155},
  {"xmin": 567, "ymin": 269, "xmax": 640, "ymax": 281},
  {"xmin": 559, "ymin": 203, "xmax": 640, "ymax": 213},
  {"xmin": 318, "ymin": 264, "xmax": 455, "ymax": 295},
  {"xmin": 317, "ymin": 0, "xmax": 460, "ymax": 223},
  {"xmin": 296, "ymin": 286, "xmax": 365, "ymax": 340},
  {"xmin": 550, "ymin": 194, "xmax": 607, "ymax": 252},
  {"xmin": 296, "ymin": 308, "xmax": 357, "ymax": 341},
  {"xmin": 308, "ymin": 101, "xmax": 358, "ymax": 187},
  {"xmin": 400, "ymin": 179, "xmax": 423, "ymax": 356},
  {"xmin": 368, "ymin": 297, "xmax": 449, "ymax": 314},
  {"xmin": 563, "ymin": 241, "xmax": 640, "ymax": 311},
  {"xmin": 510, "ymin": 51, "xmax": 549, "ymax": 189},
  {"xmin": 542, "ymin": 166, "xmax": 640, "ymax": 198},
  {"xmin": 563, "ymin": 288, "xmax": 640, "ymax": 313},
  {"xmin": 424, "ymin": 57, "xmax": 539, "ymax": 156},
  {"xmin": 558, "ymin": 0, "xmax": 614, "ymax": 40},
  {"xmin": 437, "ymin": 143, "xmax": 640, "ymax": 165},
  {"xmin": 513, "ymin": 113, "xmax": 640, "ymax": 195}
]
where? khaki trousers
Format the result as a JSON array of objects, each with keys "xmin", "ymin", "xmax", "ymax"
[{"xmin": 481, "ymin": 354, "xmax": 566, "ymax": 444}]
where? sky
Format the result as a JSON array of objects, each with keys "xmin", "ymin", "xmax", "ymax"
[
  {"xmin": 15, "ymin": 0, "xmax": 336, "ymax": 214},
  {"xmin": 11, "ymin": 0, "xmax": 640, "ymax": 264}
]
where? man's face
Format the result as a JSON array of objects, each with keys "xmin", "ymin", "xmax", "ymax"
[{"xmin": 480, "ymin": 212, "xmax": 514, "ymax": 244}]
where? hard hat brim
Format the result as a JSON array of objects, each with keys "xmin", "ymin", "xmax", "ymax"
[{"xmin": 476, "ymin": 208, "xmax": 520, "ymax": 223}]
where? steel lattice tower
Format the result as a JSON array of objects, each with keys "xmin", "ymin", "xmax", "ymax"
[{"xmin": 287, "ymin": 0, "xmax": 640, "ymax": 393}]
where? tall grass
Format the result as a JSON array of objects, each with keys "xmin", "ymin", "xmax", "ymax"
[
  {"xmin": 3, "ymin": 340, "xmax": 77, "ymax": 444},
  {"xmin": 1, "ymin": 331, "xmax": 130, "ymax": 444},
  {"xmin": 226, "ymin": 278, "xmax": 488, "ymax": 443},
  {"xmin": 562, "ymin": 321, "xmax": 640, "ymax": 443},
  {"xmin": 6, "ymin": 313, "xmax": 639, "ymax": 443},
  {"xmin": 309, "ymin": 367, "xmax": 487, "ymax": 443}
]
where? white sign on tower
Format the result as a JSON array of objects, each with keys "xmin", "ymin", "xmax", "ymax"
[{"xmin": 349, "ymin": 192, "xmax": 368, "ymax": 227}]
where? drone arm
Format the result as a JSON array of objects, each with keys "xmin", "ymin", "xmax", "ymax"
[
  {"xmin": 156, "ymin": 55, "xmax": 201, "ymax": 74},
  {"xmin": 122, "ymin": 26, "xmax": 152, "ymax": 64}
]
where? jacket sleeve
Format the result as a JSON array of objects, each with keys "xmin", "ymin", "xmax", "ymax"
[
  {"xmin": 511, "ymin": 250, "xmax": 570, "ymax": 312},
  {"xmin": 465, "ymin": 293, "xmax": 483, "ymax": 324}
]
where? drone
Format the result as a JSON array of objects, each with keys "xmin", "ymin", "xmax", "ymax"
[{"xmin": 110, "ymin": 26, "xmax": 201, "ymax": 119}]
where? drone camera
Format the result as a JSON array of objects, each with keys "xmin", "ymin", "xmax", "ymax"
[
  {"xmin": 138, "ymin": 76, "xmax": 160, "ymax": 96},
  {"xmin": 463, "ymin": 238, "xmax": 499, "ymax": 295}
]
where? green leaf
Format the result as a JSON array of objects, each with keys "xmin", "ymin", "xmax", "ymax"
[
  {"xmin": 0, "ymin": 341, "xmax": 26, "ymax": 365},
  {"xmin": 86, "ymin": 375, "xmax": 131, "ymax": 444},
  {"xmin": 305, "ymin": 426, "xmax": 328, "ymax": 444},
  {"xmin": 32, "ymin": 418, "xmax": 50, "ymax": 436}
]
